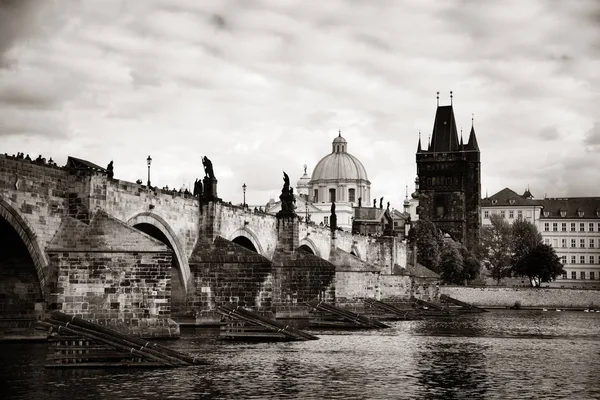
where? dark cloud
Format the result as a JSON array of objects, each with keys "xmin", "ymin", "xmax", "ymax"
[
  {"xmin": 0, "ymin": 0, "xmax": 37, "ymax": 60},
  {"xmin": 211, "ymin": 14, "xmax": 227, "ymax": 30},
  {"xmin": 539, "ymin": 126, "xmax": 560, "ymax": 141},
  {"xmin": 354, "ymin": 33, "xmax": 392, "ymax": 52},
  {"xmin": 584, "ymin": 122, "xmax": 600, "ymax": 151}
]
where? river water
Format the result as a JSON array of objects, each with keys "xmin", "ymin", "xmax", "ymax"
[{"xmin": 1, "ymin": 310, "xmax": 599, "ymax": 399}]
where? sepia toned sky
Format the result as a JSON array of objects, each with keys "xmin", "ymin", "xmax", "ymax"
[{"xmin": 1, "ymin": 0, "xmax": 599, "ymax": 207}]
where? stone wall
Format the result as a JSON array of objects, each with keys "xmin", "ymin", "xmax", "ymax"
[{"xmin": 441, "ymin": 286, "xmax": 600, "ymax": 309}]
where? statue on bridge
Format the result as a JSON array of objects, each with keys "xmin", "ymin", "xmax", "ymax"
[
  {"xmin": 107, "ymin": 161, "xmax": 114, "ymax": 179},
  {"xmin": 330, "ymin": 201, "xmax": 337, "ymax": 233},
  {"xmin": 202, "ymin": 156, "xmax": 215, "ymax": 180},
  {"xmin": 193, "ymin": 178, "xmax": 203, "ymax": 198},
  {"xmin": 380, "ymin": 197, "xmax": 383, "ymax": 209},
  {"xmin": 358, "ymin": 197, "xmax": 362, "ymax": 208},
  {"xmin": 278, "ymin": 171, "xmax": 295, "ymax": 215}
]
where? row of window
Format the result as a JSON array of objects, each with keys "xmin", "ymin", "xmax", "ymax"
[
  {"xmin": 545, "ymin": 238, "xmax": 596, "ymax": 248},
  {"xmin": 484, "ymin": 210, "xmax": 526, "ymax": 219},
  {"xmin": 313, "ymin": 188, "xmax": 356, "ymax": 203},
  {"xmin": 544, "ymin": 222, "xmax": 599, "ymax": 232},
  {"xmin": 560, "ymin": 255, "xmax": 598, "ymax": 264},
  {"xmin": 563, "ymin": 271, "xmax": 598, "ymax": 280}
]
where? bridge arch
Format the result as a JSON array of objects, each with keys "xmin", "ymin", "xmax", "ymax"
[
  {"xmin": 0, "ymin": 198, "xmax": 47, "ymax": 292},
  {"xmin": 227, "ymin": 227, "xmax": 265, "ymax": 255},
  {"xmin": 126, "ymin": 213, "xmax": 190, "ymax": 291},
  {"xmin": 299, "ymin": 237, "xmax": 320, "ymax": 257}
]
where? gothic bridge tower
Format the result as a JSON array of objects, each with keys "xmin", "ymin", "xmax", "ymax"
[{"xmin": 415, "ymin": 92, "xmax": 481, "ymax": 251}]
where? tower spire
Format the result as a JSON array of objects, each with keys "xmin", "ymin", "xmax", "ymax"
[
  {"xmin": 417, "ymin": 130, "xmax": 422, "ymax": 152},
  {"xmin": 450, "ymin": 90, "xmax": 453, "ymax": 105},
  {"xmin": 466, "ymin": 116, "xmax": 480, "ymax": 151},
  {"xmin": 460, "ymin": 127, "xmax": 464, "ymax": 147},
  {"xmin": 436, "ymin": 91, "xmax": 439, "ymax": 107}
]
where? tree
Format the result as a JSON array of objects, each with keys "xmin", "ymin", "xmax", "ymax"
[
  {"xmin": 408, "ymin": 219, "xmax": 443, "ymax": 271},
  {"xmin": 511, "ymin": 218, "xmax": 543, "ymax": 271},
  {"xmin": 439, "ymin": 238, "xmax": 464, "ymax": 284},
  {"xmin": 461, "ymin": 247, "xmax": 482, "ymax": 284},
  {"xmin": 513, "ymin": 243, "xmax": 565, "ymax": 287},
  {"xmin": 478, "ymin": 214, "xmax": 512, "ymax": 285}
]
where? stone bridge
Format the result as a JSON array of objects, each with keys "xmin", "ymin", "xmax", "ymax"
[{"xmin": 0, "ymin": 155, "xmax": 437, "ymax": 338}]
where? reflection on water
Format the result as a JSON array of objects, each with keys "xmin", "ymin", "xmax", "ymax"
[{"xmin": 1, "ymin": 310, "xmax": 599, "ymax": 399}]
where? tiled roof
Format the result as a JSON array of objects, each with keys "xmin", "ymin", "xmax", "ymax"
[
  {"xmin": 66, "ymin": 156, "xmax": 106, "ymax": 172},
  {"xmin": 538, "ymin": 197, "xmax": 600, "ymax": 219},
  {"xmin": 429, "ymin": 105, "xmax": 460, "ymax": 152},
  {"xmin": 481, "ymin": 187, "xmax": 539, "ymax": 207}
]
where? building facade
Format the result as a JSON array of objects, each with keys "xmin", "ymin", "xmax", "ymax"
[
  {"xmin": 539, "ymin": 197, "xmax": 600, "ymax": 288},
  {"xmin": 481, "ymin": 188, "xmax": 600, "ymax": 288},
  {"xmin": 415, "ymin": 97, "xmax": 481, "ymax": 251}
]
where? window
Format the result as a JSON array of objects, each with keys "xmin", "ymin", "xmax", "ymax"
[
  {"xmin": 517, "ymin": 210, "xmax": 523, "ymax": 219},
  {"xmin": 590, "ymin": 256, "xmax": 595, "ymax": 264},
  {"xmin": 590, "ymin": 223, "xmax": 594, "ymax": 232},
  {"xmin": 591, "ymin": 271, "xmax": 596, "ymax": 280},
  {"xmin": 434, "ymin": 194, "xmax": 446, "ymax": 217},
  {"xmin": 561, "ymin": 255, "xmax": 567, "ymax": 264},
  {"xmin": 484, "ymin": 211, "xmax": 489, "ymax": 219},
  {"xmin": 561, "ymin": 238, "xmax": 567, "ymax": 248},
  {"xmin": 552, "ymin": 223, "xmax": 558, "ymax": 231},
  {"xmin": 324, "ymin": 216, "xmax": 329, "ymax": 225},
  {"xmin": 561, "ymin": 223, "xmax": 567, "ymax": 232},
  {"xmin": 580, "ymin": 223, "xmax": 585, "ymax": 232},
  {"xmin": 329, "ymin": 188, "xmax": 336, "ymax": 203},
  {"xmin": 571, "ymin": 255, "xmax": 576, "ymax": 264},
  {"xmin": 571, "ymin": 271, "xmax": 576, "ymax": 279},
  {"xmin": 500, "ymin": 211, "xmax": 506, "ymax": 218},
  {"xmin": 544, "ymin": 223, "xmax": 549, "ymax": 232},
  {"xmin": 580, "ymin": 239, "xmax": 585, "ymax": 248},
  {"xmin": 590, "ymin": 239, "xmax": 595, "ymax": 248},
  {"xmin": 571, "ymin": 223, "xmax": 576, "ymax": 231},
  {"xmin": 580, "ymin": 256, "xmax": 585, "ymax": 264},
  {"xmin": 313, "ymin": 189, "xmax": 319, "ymax": 202},
  {"xmin": 571, "ymin": 239, "xmax": 576, "ymax": 248},
  {"xmin": 552, "ymin": 239, "xmax": 558, "ymax": 247},
  {"xmin": 509, "ymin": 210, "xmax": 514, "ymax": 219},
  {"xmin": 562, "ymin": 272, "xmax": 567, "ymax": 279},
  {"xmin": 348, "ymin": 188, "xmax": 355, "ymax": 203},
  {"xmin": 544, "ymin": 238, "xmax": 550, "ymax": 245},
  {"xmin": 580, "ymin": 271, "xmax": 586, "ymax": 280}
]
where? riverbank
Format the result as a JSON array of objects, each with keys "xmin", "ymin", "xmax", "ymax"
[{"xmin": 441, "ymin": 286, "xmax": 600, "ymax": 309}]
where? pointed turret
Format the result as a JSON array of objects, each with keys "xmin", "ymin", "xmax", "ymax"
[
  {"xmin": 430, "ymin": 100, "xmax": 460, "ymax": 152},
  {"xmin": 466, "ymin": 115, "xmax": 480, "ymax": 151},
  {"xmin": 417, "ymin": 132, "xmax": 422, "ymax": 153}
]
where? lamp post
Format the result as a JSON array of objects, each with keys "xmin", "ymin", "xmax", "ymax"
[
  {"xmin": 242, "ymin": 183, "xmax": 247, "ymax": 207},
  {"xmin": 146, "ymin": 155, "xmax": 152, "ymax": 187},
  {"xmin": 305, "ymin": 201, "xmax": 309, "ymax": 227}
]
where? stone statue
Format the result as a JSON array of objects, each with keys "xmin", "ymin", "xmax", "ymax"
[
  {"xmin": 358, "ymin": 197, "xmax": 362, "ymax": 208},
  {"xmin": 387, "ymin": 201, "xmax": 390, "ymax": 210},
  {"xmin": 202, "ymin": 156, "xmax": 215, "ymax": 179},
  {"xmin": 107, "ymin": 161, "xmax": 114, "ymax": 179},
  {"xmin": 279, "ymin": 171, "xmax": 295, "ymax": 214},
  {"xmin": 380, "ymin": 197, "xmax": 383, "ymax": 209},
  {"xmin": 373, "ymin": 199, "xmax": 376, "ymax": 208},
  {"xmin": 282, "ymin": 171, "xmax": 290, "ymax": 195},
  {"xmin": 193, "ymin": 178, "xmax": 203, "ymax": 197},
  {"xmin": 330, "ymin": 201, "xmax": 337, "ymax": 233}
]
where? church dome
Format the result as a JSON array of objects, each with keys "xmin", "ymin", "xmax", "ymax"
[{"xmin": 310, "ymin": 132, "xmax": 369, "ymax": 182}]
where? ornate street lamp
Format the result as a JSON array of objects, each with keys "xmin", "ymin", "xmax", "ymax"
[
  {"xmin": 146, "ymin": 155, "xmax": 152, "ymax": 187},
  {"xmin": 305, "ymin": 201, "xmax": 309, "ymax": 227},
  {"xmin": 242, "ymin": 183, "xmax": 247, "ymax": 207}
]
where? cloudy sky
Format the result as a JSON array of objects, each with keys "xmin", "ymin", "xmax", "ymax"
[{"xmin": 1, "ymin": 0, "xmax": 599, "ymax": 206}]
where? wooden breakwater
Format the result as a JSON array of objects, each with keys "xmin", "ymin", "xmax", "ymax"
[{"xmin": 38, "ymin": 312, "xmax": 202, "ymax": 368}]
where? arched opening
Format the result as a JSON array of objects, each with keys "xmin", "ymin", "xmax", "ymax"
[
  {"xmin": 299, "ymin": 245, "xmax": 314, "ymax": 254},
  {"xmin": 0, "ymin": 217, "xmax": 44, "ymax": 321},
  {"xmin": 133, "ymin": 223, "xmax": 186, "ymax": 315},
  {"xmin": 232, "ymin": 236, "xmax": 258, "ymax": 253}
]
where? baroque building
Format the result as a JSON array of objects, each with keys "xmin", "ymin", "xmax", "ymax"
[
  {"xmin": 266, "ymin": 131, "xmax": 371, "ymax": 230},
  {"xmin": 415, "ymin": 94, "xmax": 481, "ymax": 251}
]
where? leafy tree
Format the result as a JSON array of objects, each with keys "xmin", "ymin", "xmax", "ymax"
[
  {"xmin": 407, "ymin": 219, "xmax": 443, "ymax": 271},
  {"xmin": 478, "ymin": 214, "xmax": 512, "ymax": 285},
  {"xmin": 511, "ymin": 218, "xmax": 543, "ymax": 270},
  {"xmin": 513, "ymin": 243, "xmax": 565, "ymax": 287},
  {"xmin": 439, "ymin": 238, "xmax": 464, "ymax": 284},
  {"xmin": 461, "ymin": 247, "xmax": 482, "ymax": 283}
]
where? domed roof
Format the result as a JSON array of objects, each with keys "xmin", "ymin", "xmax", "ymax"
[{"xmin": 310, "ymin": 133, "xmax": 369, "ymax": 182}]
